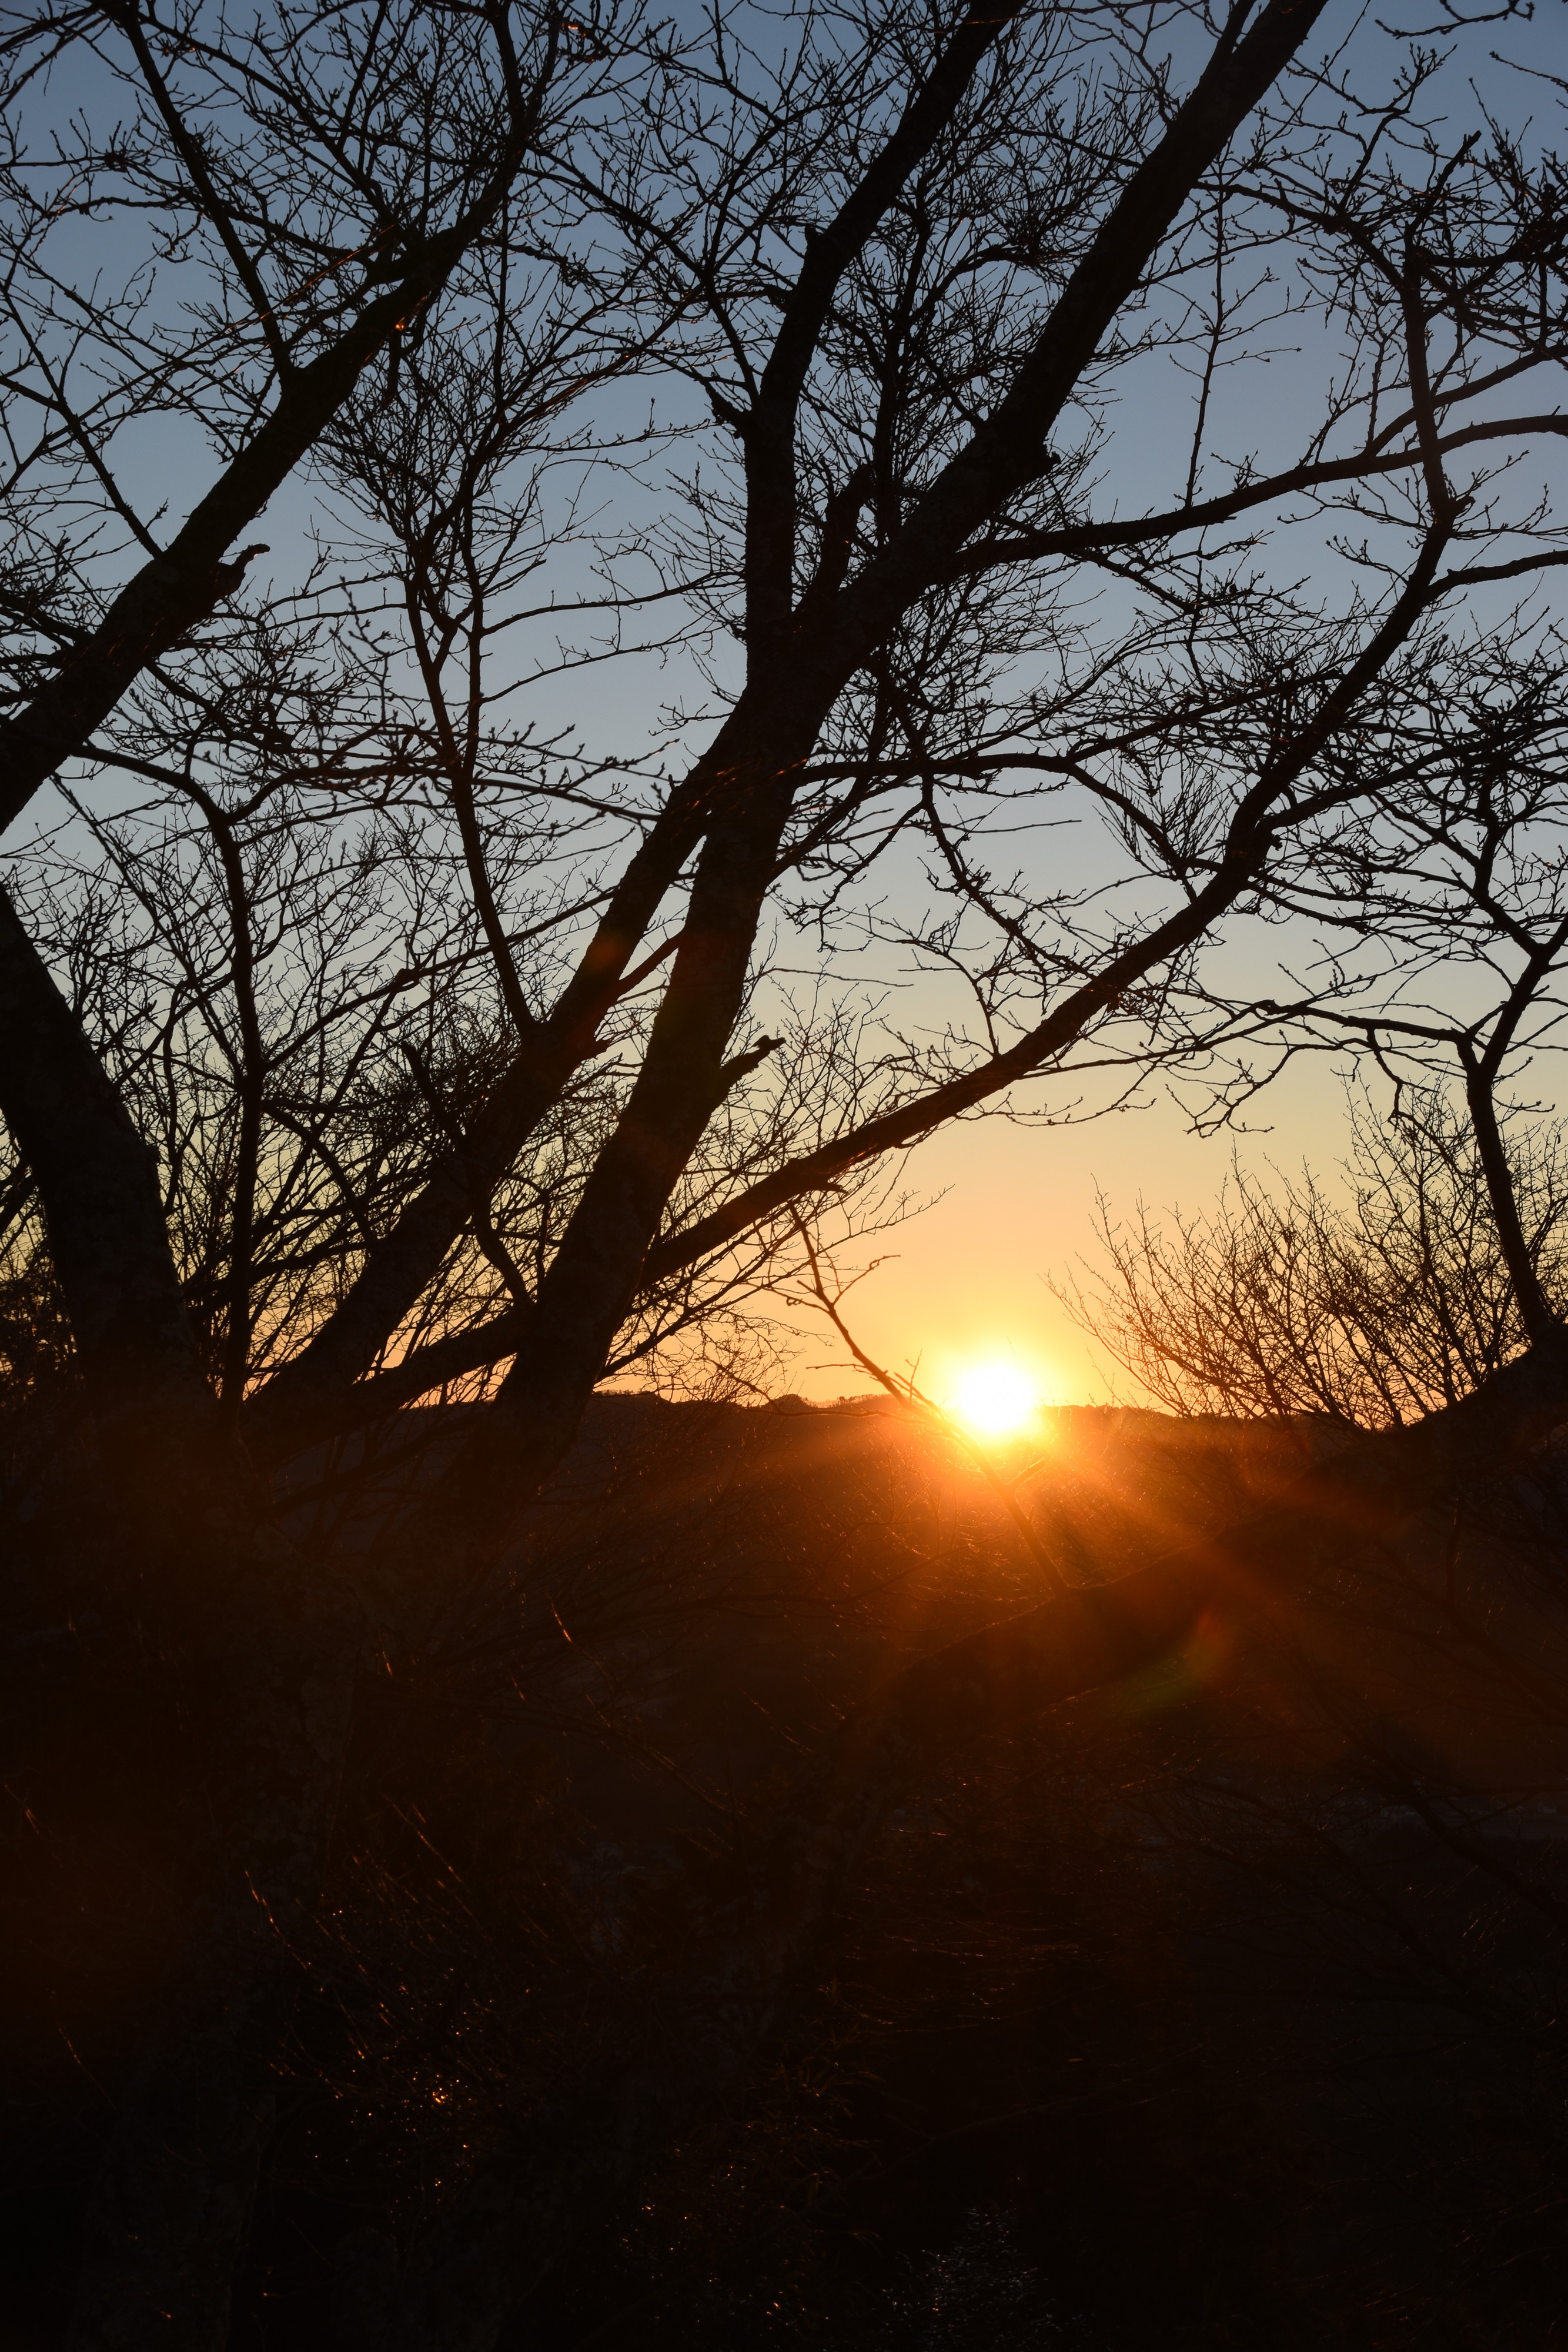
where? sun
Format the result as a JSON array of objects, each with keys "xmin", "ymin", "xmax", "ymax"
[{"xmin": 949, "ymin": 1359, "xmax": 1039, "ymax": 1439}]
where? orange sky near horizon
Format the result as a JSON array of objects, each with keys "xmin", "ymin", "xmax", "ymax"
[{"xmin": 776, "ymin": 1053, "xmax": 1353, "ymax": 1411}]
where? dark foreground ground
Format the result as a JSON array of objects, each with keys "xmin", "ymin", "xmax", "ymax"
[{"xmin": 6, "ymin": 1392, "xmax": 1568, "ymax": 2347}]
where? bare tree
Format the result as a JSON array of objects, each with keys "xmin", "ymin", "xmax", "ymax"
[
  {"xmin": 1063, "ymin": 1088, "xmax": 1568, "ymax": 1425},
  {"xmin": 1150, "ymin": 632, "xmax": 1568, "ymax": 1386},
  {"xmin": 5, "ymin": 0, "xmax": 1568, "ymax": 2342}
]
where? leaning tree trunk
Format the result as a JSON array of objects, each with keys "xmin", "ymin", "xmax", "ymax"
[{"xmin": 0, "ymin": 891, "xmax": 365, "ymax": 2348}]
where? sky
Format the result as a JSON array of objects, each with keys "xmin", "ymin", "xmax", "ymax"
[
  {"xmin": 773, "ymin": 1045, "xmax": 1351, "ymax": 1408},
  {"xmin": 8, "ymin": 1, "xmax": 1566, "ymax": 1411}
]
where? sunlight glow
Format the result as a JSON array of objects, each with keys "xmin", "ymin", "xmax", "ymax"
[{"xmin": 949, "ymin": 1360, "xmax": 1039, "ymax": 1439}]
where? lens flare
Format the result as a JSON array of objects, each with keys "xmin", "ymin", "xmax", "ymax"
[{"xmin": 950, "ymin": 1361, "xmax": 1038, "ymax": 1438}]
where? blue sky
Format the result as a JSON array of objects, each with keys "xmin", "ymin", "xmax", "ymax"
[{"xmin": 8, "ymin": 0, "xmax": 1567, "ymax": 1401}]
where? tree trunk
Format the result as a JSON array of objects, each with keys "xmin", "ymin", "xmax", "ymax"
[{"xmin": 0, "ymin": 891, "xmax": 365, "ymax": 2345}]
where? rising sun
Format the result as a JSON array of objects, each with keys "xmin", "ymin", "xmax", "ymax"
[{"xmin": 949, "ymin": 1360, "xmax": 1039, "ymax": 1439}]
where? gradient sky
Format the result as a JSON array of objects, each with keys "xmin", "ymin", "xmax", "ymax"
[
  {"xmin": 11, "ymin": 6, "xmax": 1565, "ymax": 1411},
  {"xmin": 773, "ymin": 1019, "xmax": 1362, "ymax": 1407}
]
